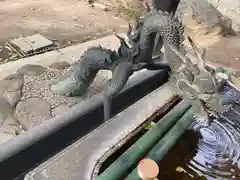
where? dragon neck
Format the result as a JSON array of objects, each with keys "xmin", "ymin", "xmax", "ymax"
[
  {"xmin": 163, "ymin": 38, "xmax": 186, "ymax": 72},
  {"xmin": 139, "ymin": 10, "xmax": 185, "ymax": 71}
]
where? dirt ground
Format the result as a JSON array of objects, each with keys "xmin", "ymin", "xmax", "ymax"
[
  {"xmin": 205, "ymin": 36, "xmax": 240, "ymax": 70},
  {"xmin": 0, "ymin": 0, "xmax": 129, "ymax": 44},
  {"xmin": 185, "ymin": 34, "xmax": 240, "ymax": 71},
  {"xmin": 0, "ymin": 0, "xmax": 240, "ymax": 72}
]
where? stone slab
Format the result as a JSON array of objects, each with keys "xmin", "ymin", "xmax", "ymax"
[{"xmin": 9, "ymin": 34, "xmax": 53, "ymax": 54}]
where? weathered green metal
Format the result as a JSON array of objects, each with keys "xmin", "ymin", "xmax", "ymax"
[
  {"xmin": 96, "ymin": 100, "xmax": 190, "ymax": 180},
  {"xmin": 125, "ymin": 108, "xmax": 194, "ymax": 180}
]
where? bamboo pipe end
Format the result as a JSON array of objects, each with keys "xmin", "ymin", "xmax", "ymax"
[{"xmin": 137, "ymin": 158, "xmax": 159, "ymax": 180}]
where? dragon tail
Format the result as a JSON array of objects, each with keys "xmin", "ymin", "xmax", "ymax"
[{"xmin": 51, "ymin": 46, "xmax": 117, "ymax": 97}]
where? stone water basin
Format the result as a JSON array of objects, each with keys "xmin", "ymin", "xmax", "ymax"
[
  {"xmin": 156, "ymin": 85, "xmax": 240, "ymax": 180},
  {"xmin": 24, "ymin": 82, "xmax": 240, "ymax": 180},
  {"xmin": 96, "ymin": 84, "xmax": 240, "ymax": 180}
]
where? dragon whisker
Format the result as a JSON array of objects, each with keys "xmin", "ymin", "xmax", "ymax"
[
  {"xmin": 187, "ymin": 36, "xmax": 206, "ymax": 69},
  {"xmin": 166, "ymin": 43, "xmax": 188, "ymax": 64}
]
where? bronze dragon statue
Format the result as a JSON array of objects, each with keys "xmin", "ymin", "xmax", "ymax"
[
  {"xmin": 50, "ymin": 4, "xmax": 188, "ymax": 121},
  {"xmin": 50, "ymin": 5, "xmax": 240, "ymax": 124}
]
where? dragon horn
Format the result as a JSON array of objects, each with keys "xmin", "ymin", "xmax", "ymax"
[
  {"xmin": 187, "ymin": 36, "xmax": 206, "ymax": 68},
  {"xmin": 115, "ymin": 34, "xmax": 128, "ymax": 47},
  {"xmin": 115, "ymin": 34, "xmax": 124, "ymax": 41},
  {"xmin": 166, "ymin": 44, "xmax": 188, "ymax": 64},
  {"xmin": 187, "ymin": 36, "xmax": 205, "ymax": 58},
  {"xmin": 144, "ymin": 2, "xmax": 150, "ymax": 12},
  {"xmin": 127, "ymin": 23, "xmax": 132, "ymax": 34}
]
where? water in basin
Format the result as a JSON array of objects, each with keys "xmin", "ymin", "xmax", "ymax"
[{"xmin": 158, "ymin": 85, "xmax": 240, "ymax": 180}]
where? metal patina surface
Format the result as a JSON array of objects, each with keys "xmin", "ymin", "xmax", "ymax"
[{"xmin": 50, "ymin": 5, "xmax": 185, "ymax": 122}]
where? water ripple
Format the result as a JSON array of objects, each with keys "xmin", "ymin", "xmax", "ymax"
[{"xmin": 187, "ymin": 84, "xmax": 240, "ymax": 180}]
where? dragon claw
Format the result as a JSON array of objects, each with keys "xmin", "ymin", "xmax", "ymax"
[{"xmin": 193, "ymin": 113, "xmax": 210, "ymax": 126}]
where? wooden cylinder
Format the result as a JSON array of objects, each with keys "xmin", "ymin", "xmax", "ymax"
[{"xmin": 137, "ymin": 158, "xmax": 159, "ymax": 180}]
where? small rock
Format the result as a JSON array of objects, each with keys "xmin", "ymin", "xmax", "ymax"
[
  {"xmin": 51, "ymin": 104, "xmax": 71, "ymax": 117},
  {"xmin": 17, "ymin": 64, "xmax": 47, "ymax": 76},
  {"xmin": 49, "ymin": 61, "xmax": 70, "ymax": 69},
  {"xmin": 0, "ymin": 46, "xmax": 10, "ymax": 59},
  {"xmin": 0, "ymin": 75, "xmax": 24, "ymax": 91},
  {"xmin": 72, "ymin": 16, "xmax": 78, "ymax": 21},
  {"xmin": 15, "ymin": 98, "xmax": 52, "ymax": 128},
  {"xmin": 76, "ymin": 24, "xmax": 84, "ymax": 28},
  {"xmin": 0, "ymin": 99, "xmax": 13, "ymax": 124},
  {"xmin": 88, "ymin": 0, "xmax": 94, "ymax": 4},
  {"xmin": 4, "ymin": 90, "xmax": 22, "ymax": 107},
  {"xmin": 91, "ymin": 3, "xmax": 109, "ymax": 11},
  {"xmin": 0, "ymin": 115, "xmax": 19, "ymax": 135},
  {"xmin": 0, "ymin": 75, "xmax": 24, "ymax": 107}
]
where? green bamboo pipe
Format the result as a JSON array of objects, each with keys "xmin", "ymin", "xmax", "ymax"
[
  {"xmin": 96, "ymin": 100, "xmax": 190, "ymax": 180},
  {"xmin": 125, "ymin": 108, "xmax": 194, "ymax": 180}
]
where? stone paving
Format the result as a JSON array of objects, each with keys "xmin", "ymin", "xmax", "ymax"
[{"xmin": 0, "ymin": 61, "xmax": 111, "ymax": 143}]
